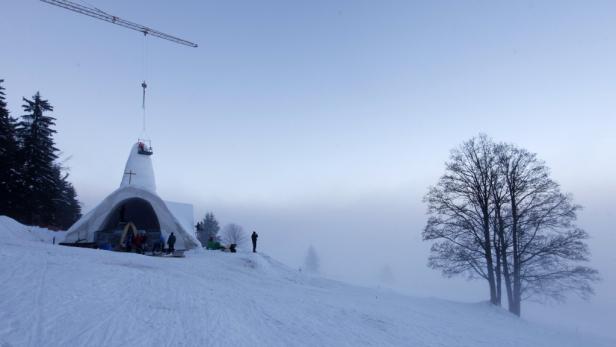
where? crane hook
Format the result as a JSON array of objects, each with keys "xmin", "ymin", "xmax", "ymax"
[
  {"xmin": 141, "ymin": 80, "xmax": 147, "ymax": 134},
  {"xmin": 141, "ymin": 81, "xmax": 147, "ymax": 109}
]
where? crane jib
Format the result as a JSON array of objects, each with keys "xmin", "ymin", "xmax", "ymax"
[{"xmin": 39, "ymin": 0, "xmax": 198, "ymax": 48}]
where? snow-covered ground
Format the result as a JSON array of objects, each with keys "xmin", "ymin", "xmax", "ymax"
[
  {"xmin": 0, "ymin": 216, "xmax": 612, "ymax": 347},
  {"xmin": 0, "ymin": 216, "xmax": 65, "ymax": 245}
]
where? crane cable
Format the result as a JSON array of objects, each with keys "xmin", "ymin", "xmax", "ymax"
[{"xmin": 141, "ymin": 32, "xmax": 148, "ymax": 137}]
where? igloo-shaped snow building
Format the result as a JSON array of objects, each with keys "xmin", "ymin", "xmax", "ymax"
[{"xmin": 64, "ymin": 142, "xmax": 201, "ymax": 251}]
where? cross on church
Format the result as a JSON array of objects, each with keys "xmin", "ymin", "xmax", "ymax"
[{"xmin": 124, "ymin": 170, "xmax": 136, "ymax": 184}]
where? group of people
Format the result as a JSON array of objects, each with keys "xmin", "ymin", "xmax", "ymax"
[
  {"xmin": 123, "ymin": 229, "xmax": 176, "ymax": 255},
  {"xmin": 153, "ymin": 232, "xmax": 176, "ymax": 255},
  {"xmin": 123, "ymin": 228, "xmax": 259, "ymax": 255},
  {"xmin": 204, "ymin": 231, "xmax": 259, "ymax": 253},
  {"xmin": 123, "ymin": 229, "xmax": 148, "ymax": 254}
]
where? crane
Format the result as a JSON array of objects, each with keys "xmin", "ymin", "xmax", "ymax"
[
  {"xmin": 40, "ymin": 0, "xmax": 198, "ymax": 155},
  {"xmin": 39, "ymin": 0, "xmax": 198, "ymax": 47}
]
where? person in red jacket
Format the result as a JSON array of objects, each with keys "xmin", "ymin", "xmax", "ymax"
[{"xmin": 133, "ymin": 232, "xmax": 144, "ymax": 254}]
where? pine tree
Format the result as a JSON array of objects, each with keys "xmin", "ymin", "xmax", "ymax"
[
  {"xmin": 196, "ymin": 212, "xmax": 220, "ymax": 245},
  {"xmin": 50, "ymin": 165, "xmax": 82, "ymax": 230},
  {"xmin": 0, "ymin": 79, "xmax": 20, "ymax": 218},
  {"xmin": 15, "ymin": 92, "xmax": 59, "ymax": 226},
  {"xmin": 304, "ymin": 245, "xmax": 320, "ymax": 274}
]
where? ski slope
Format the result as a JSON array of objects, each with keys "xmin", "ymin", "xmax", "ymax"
[{"xmin": 0, "ymin": 216, "xmax": 612, "ymax": 347}]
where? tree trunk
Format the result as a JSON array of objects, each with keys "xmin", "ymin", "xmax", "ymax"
[
  {"xmin": 494, "ymin": 231, "xmax": 502, "ymax": 306},
  {"xmin": 510, "ymin": 198, "xmax": 521, "ymax": 316},
  {"xmin": 495, "ymin": 204, "xmax": 513, "ymax": 311},
  {"xmin": 483, "ymin": 211, "xmax": 498, "ymax": 305},
  {"xmin": 499, "ymin": 229, "xmax": 514, "ymax": 312}
]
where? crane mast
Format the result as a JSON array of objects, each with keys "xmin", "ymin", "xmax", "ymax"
[{"xmin": 39, "ymin": 0, "xmax": 198, "ymax": 47}]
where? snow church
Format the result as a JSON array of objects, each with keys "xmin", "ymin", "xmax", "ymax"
[{"xmin": 63, "ymin": 142, "xmax": 201, "ymax": 251}]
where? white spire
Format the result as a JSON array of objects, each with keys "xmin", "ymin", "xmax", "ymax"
[{"xmin": 120, "ymin": 142, "xmax": 157, "ymax": 192}]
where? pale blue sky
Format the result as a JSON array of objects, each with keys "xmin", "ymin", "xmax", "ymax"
[
  {"xmin": 2, "ymin": 0, "xmax": 616, "ymax": 337},
  {"xmin": 3, "ymin": 0, "xmax": 615, "ymax": 209}
]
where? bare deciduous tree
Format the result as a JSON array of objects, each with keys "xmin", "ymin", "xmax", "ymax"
[
  {"xmin": 423, "ymin": 135, "xmax": 499, "ymax": 305},
  {"xmin": 497, "ymin": 144, "xmax": 599, "ymax": 316},
  {"xmin": 221, "ymin": 223, "xmax": 247, "ymax": 246},
  {"xmin": 378, "ymin": 265, "xmax": 395, "ymax": 285},
  {"xmin": 423, "ymin": 135, "xmax": 599, "ymax": 316}
]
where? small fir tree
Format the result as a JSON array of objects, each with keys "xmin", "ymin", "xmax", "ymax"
[
  {"xmin": 196, "ymin": 212, "xmax": 220, "ymax": 245},
  {"xmin": 304, "ymin": 245, "xmax": 320, "ymax": 274}
]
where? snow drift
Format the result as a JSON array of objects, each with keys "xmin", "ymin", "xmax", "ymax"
[
  {"xmin": 0, "ymin": 215, "xmax": 65, "ymax": 245},
  {"xmin": 0, "ymin": 216, "xmax": 613, "ymax": 347}
]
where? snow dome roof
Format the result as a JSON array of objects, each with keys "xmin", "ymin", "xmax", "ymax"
[
  {"xmin": 64, "ymin": 141, "xmax": 201, "ymax": 250},
  {"xmin": 65, "ymin": 186, "xmax": 200, "ymax": 250},
  {"xmin": 120, "ymin": 143, "xmax": 156, "ymax": 192}
]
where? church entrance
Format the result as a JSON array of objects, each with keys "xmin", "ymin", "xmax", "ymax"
[{"xmin": 96, "ymin": 198, "xmax": 163, "ymax": 252}]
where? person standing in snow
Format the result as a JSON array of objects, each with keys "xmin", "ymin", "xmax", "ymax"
[
  {"xmin": 251, "ymin": 231, "xmax": 258, "ymax": 253},
  {"xmin": 134, "ymin": 231, "xmax": 147, "ymax": 254},
  {"xmin": 157, "ymin": 233, "xmax": 165, "ymax": 254},
  {"xmin": 141, "ymin": 232, "xmax": 148, "ymax": 254},
  {"xmin": 133, "ymin": 232, "xmax": 143, "ymax": 254},
  {"xmin": 124, "ymin": 229, "xmax": 133, "ymax": 252},
  {"xmin": 167, "ymin": 232, "xmax": 176, "ymax": 254}
]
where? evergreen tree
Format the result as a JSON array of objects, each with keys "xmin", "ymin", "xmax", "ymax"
[
  {"xmin": 304, "ymin": 245, "xmax": 320, "ymax": 274},
  {"xmin": 15, "ymin": 92, "xmax": 59, "ymax": 226},
  {"xmin": 196, "ymin": 212, "xmax": 220, "ymax": 245},
  {"xmin": 0, "ymin": 79, "xmax": 20, "ymax": 218},
  {"xmin": 50, "ymin": 164, "xmax": 82, "ymax": 230}
]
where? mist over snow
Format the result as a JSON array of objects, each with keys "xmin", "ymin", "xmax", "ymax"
[
  {"xmin": 1, "ymin": 216, "xmax": 614, "ymax": 347},
  {"xmin": 193, "ymin": 186, "xmax": 615, "ymax": 338},
  {"xmin": 68, "ymin": 176, "xmax": 616, "ymax": 341}
]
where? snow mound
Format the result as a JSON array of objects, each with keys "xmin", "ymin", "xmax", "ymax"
[
  {"xmin": 0, "ymin": 215, "xmax": 65, "ymax": 245},
  {"xmin": 0, "ymin": 218, "xmax": 613, "ymax": 347}
]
